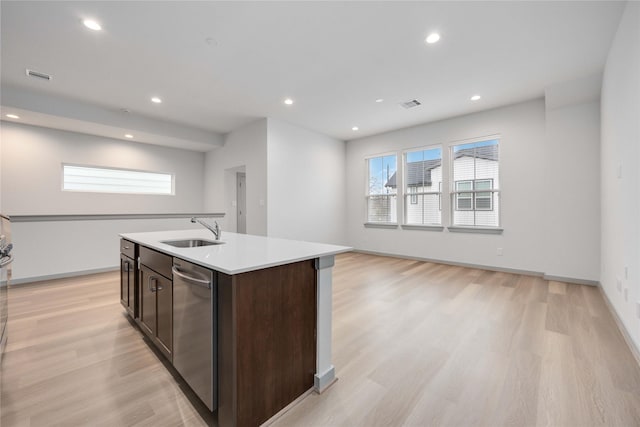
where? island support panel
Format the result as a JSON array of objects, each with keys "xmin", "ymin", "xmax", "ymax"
[
  {"xmin": 218, "ymin": 259, "xmax": 317, "ymax": 427},
  {"xmin": 314, "ymin": 255, "xmax": 336, "ymax": 392}
]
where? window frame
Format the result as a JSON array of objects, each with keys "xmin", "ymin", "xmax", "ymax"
[
  {"xmin": 449, "ymin": 136, "xmax": 501, "ymax": 228},
  {"xmin": 402, "ymin": 145, "xmax": 443, "ymax": 226},
  {"xmin": 364, "ymin": 152, "xmax": 398, "ymax": 225},
  {"xmin": 62, "ymin": 163, "xmax": 175, "ymax": 195}
]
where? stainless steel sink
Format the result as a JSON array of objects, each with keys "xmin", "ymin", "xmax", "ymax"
[{"xmin": 161, "ymin": 239, "xmax": 225, "ymax": 248}]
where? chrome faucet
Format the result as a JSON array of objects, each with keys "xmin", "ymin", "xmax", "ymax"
[{"xmin": 191, "ymin": 217, "xmax": 221, "ymax": 240}]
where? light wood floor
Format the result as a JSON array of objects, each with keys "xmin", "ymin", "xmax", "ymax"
[{"xmin": 2, "ymin": 253, "xmax": 640, "ymax": 426}]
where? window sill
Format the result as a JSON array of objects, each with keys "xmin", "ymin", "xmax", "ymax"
[
  {"xmin": 401, "ymin": 224, "xmax": 444, "ymax": 231},
  {"xmin": 364, "ymin": 222, "xmax": 399, "ymax": 229},
  {"xmin": 447, "ymin": 226, "xmax": 503, "ymax": 235}
]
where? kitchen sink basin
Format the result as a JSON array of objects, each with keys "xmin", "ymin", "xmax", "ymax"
[{"xmin": 161, "ymin": 239, "xmax": 225, "ymax": 248}]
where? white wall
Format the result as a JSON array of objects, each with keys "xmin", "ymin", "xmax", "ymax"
[
  {"xmin": 266, "ymin": 119, "xmax": 347, "ymax": 245},
  {"xmin": 545, "ymin": 99, "xmax": 601, "ymax": 281},
  {"xmin": 346, "ymin": 98, "xmax": 601, "ymax": 281},
  {"xmin": 600, "ymin": 3, "xmax": 640, "ymax": 350},
  {"xmin": 10, "ymin": 219, "xmax": 199, "ymax": 284},
  {"xmin": 1, "ymin": 122, "xmax": 205, "ymax": 214},
  {"xmin": 1, "ymin": 122, "xmax": 208, "ymax": 282},
  {"xmin": 0, "ymin": 125, "xmax": 3, "ymax": 213},
  {"xmin": 204, "ymin": 119, "xmax": 268, "ymax": 236}
]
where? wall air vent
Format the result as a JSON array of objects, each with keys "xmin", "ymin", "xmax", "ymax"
[
  {"xmin": 26, "ymin": 69, "xmax": 52, "ymax": 81},
  {"xmin": 400, "ymin": 99, "xmax": 421, "ymax": 109}
]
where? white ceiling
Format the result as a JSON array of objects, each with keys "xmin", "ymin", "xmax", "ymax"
[{"xmin": 0, "ymin": 1, "xmax": 626, "ymax": 150}]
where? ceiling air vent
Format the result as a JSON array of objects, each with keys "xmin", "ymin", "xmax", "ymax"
[
  {"xmin": 26, "ymin": 69, "xmax": 52, "ymax": 81},
  {"xmin": 400, "ymin": 99, "xmax": 421, "ymax": 109}
]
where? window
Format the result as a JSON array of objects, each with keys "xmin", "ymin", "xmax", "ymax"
[
  {"xmin": 455, "ymin": 179, "xmax": 493, "ymax": 211},
  {"xmin": 409, "ymin": 187, "xmax": 418, "ymax": 204},
  {"xmin": 455, "ymin": 180, "xmax": 473, "ymax": 210},
  {"xmin": 404, "ymin": 147, "xmax": 442, "ymax": 225},
  {"xmin": 63, "ymin": 164, "xmax": 174, "ymax": 195},
  {"xmin": 451, "ymin": 138, "xmax": 499, "ymax": 227},
  {"xmin": 474, "ymin": 179, "xmax": 493, "ymax": 210},
  {"xmin": 366, "ymin": 154, "xmax": 397, "ymax": 223}
]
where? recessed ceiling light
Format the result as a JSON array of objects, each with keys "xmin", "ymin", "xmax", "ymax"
[
  {"xmin": 471, "ymin": 95, "xmax": 481, "ymax": 101},
  {"xmin": 425, "ymin": 33, "xmax": 440, "ymax": 44},
  {"xmin": 124, "ymin": 134, "xmax": 134, "ymax": 138},
  {"xmin": 375, "ymin": 99, "xmax": 384, "ymax": 103},
  {"xmin": 5, "ymin": 114, "xmax": 20, "ymax": 119},
  {"xmin": 352, "ymin": 126, "xmax": 359, "ymax": 131},
  {"xmin": 284, "ymin": 98, "xmax": 294, "ymax": 105},
  {"xmin": 151, "ymin": 97, "xmax": 162, "ymax": 104},
  {"xmin": 83, "ymin": 19, "xmax": 102, "ymax": 31}
]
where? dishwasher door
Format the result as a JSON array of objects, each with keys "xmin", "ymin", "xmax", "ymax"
[{"xmin": 172, "ymin": 258, "xmax": 216, "ymax": 411}]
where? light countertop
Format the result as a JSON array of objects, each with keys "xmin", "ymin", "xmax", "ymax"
[{"xmin": 119, "ymin": 229, "xmax": 352, "ymax": 275}]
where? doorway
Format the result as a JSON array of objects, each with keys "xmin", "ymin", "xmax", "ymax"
[{"xmin": 236, "ymin": 172, "xmax": 246, "ymax": 234}]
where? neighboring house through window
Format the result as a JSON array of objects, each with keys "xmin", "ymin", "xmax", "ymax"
[
  {"xmin": 386, "ymin": 146, "xmax": 442, "ymax": 226},
  {"xmin": 451, "ymin": 139, "xmax": 499, "ymax": 227},
  {"xmin": 363, "ymin": 137, "xmax": 500, "ymax": 229}
]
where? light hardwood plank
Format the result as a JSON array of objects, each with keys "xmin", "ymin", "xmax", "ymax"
[{"xmin": 2, "ymin": 254, "xmax": 640, "ymax": 427}]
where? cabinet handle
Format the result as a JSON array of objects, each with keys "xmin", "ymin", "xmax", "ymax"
[
  {"xmin": 123, "ymin": 261, "xmax": 130, "ymax": 272},
  {"xmin": 149, "ymin": 276, "xmax": 158, "ymax": 292}
]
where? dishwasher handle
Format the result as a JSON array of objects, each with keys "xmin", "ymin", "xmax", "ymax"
[{"xmin": 172, "ymin": 266, "xmax": 211, "ymax": 289}]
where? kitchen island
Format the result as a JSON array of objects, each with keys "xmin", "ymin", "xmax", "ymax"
[{"xmin": 119, "ymin": 229, "xmax": 350, "ymax": 427}]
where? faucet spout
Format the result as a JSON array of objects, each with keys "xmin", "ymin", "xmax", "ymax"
[{"xmin": 191, "ymin": 217, "xmax": 221, "ymax": 240}]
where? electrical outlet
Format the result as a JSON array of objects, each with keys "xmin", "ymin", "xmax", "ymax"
[
  {"xmin": 617, "ymin": 164, "xmax": 623, "ymax": 179},
  {"xmin": 623, "ymin": 288, "xmax": 628, "ymax": 302},
  {"xmin": 625, "ymin": 266, "xmax": 628, "ymax": 279},
  {"xmin": 636, "ymin": 301, "xmax": 640, "ymax": 319},
  {"xmin": 496, "ymin": 248, "xmax": 503, "ymax": 256},
  {"xmin": 616, "ymin": 277, "xmax": 622, "ymax": 292}
]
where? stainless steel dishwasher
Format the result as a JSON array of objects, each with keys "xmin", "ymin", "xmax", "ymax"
[{"xmin": 172, "ymin": 258, "xmax": 216, "ymax": 411}]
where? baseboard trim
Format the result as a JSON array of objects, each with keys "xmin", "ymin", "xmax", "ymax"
[
  {"xmin": 597, "ymin": 283, "xmax": 640, "ymax": 368},
  {"xmin": 543, "ymin": 274, "xmax": 598, "ymax": 287},
  {"xmin": 354, "ymin": 249, "xmax": 542, "ymax": 276},
  {"xmin": 353, "ymin": 249, "xmax": 597, "ymax": 286},
  {"xmin": 314, "ymin": 365, "xmax": 337, "ymax": 393},
  {"xmin": 10, "ymin": 266, "xmax": 119, "ymax": 286}
]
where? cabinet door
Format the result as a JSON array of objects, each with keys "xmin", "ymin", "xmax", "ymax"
[
  {"xmin": 120, "ymin": 254, "xmax": 130, "ymax": 309},
  {"xmin": 139, "ymin": 265, "xmax": 157, "ymax": 338},
  {"xmin": 155, "ymin": 274, "xmax": 173, "ymax": 359}
]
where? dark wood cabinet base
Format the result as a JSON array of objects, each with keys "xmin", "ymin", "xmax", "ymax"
[{"xmin": 218, "ymin": 259, "xmax": 317, "ymax": 427}]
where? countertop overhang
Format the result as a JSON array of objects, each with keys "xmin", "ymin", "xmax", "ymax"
[{"xmin": 119, "ymin": 229, "xmax": 352, "ymax": 275}]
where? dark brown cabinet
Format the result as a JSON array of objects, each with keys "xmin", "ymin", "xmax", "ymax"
[
  {"xmin": 120, "ymin": 239, "xmax": 320, "ymax": 427},
  {"xmin": 120, "ymin": 239, "xmax": 137, "ymax": 317},
  {"xmin": 138, "ymin": 247, "xmax": 173, "ymax": 361}
]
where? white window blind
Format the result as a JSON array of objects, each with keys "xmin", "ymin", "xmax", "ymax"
[
  {"xmin": 366, "ymin": 154, "xmax": 397, "ymax": 223},
  {"xmin": 63, "ymin": 165, "xmax": 174, "ymax": 195},
  {"xmin": 404, "ymin": 146, "xmax": 442, "ymax": 225},
  {"xmin": 451, "ymin": 139, "xmax": 499, "ymax": 227}
]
